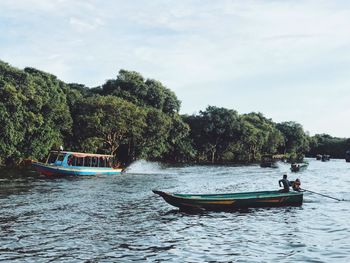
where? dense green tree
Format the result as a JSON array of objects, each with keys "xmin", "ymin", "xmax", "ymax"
[
  {"xmin": 0, "ymin": 81, "xmax": 25, "ymax": 162},
  {"xmin": 1, "ymin": 59, "xmax": 340, "ymax": 167},
  {"xmin": 185, "ymin": 106, "xmax": 241, "ymax": 163},
  {"xmin": 101, "ymin": 70, "xmax": 181, "ymax": 114},
  {"xmin": 276, "ymin": 121, "xmax": 309, "ymax": 161},
  {"xmin": 0, "ymin": 61, "xmax": 72, "ymax": 164},
  {"xmin": 102, "ymin": 70, "xmax": 147, "ymax": 106},
  {"xmin": 346, "ymin": 138, "xmax": 350, "ymax": 151},
  {"xmin": 72, "ymin": 95, "xmax": 146, "ymax": 156},
  {"xmin": 144, "ymin": 79, "xmax": 166, "ymax": 110},
  {"xmin": 162, "ymin": 88, "xmax": 181, "ymax": 114},
  {"xmin": 133, "ymin": 108, "xmax": 172, "ymax": 160},
  {"xmin": 163, "ymin": 114, "xmax": 195, "ymax": 163},
  {"xmin": 240, "ymin": 113, "xmax": 284, "ymax": 161},
  {"xmin": 185, "ymin": 109, "xmax": 290, "ymax": 163},
  {"xmin": 307, "ymin": 134, "xmax": 347, "ymax": 158}
]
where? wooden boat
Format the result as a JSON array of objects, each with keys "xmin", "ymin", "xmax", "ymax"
[
  {"xmin": 260, "ymin": 154, "xmax": 279, "ymax": 168},
  {"xmin": 153, "ymin": 190, "xmax": 303, "ymax": 211},
  {"xmin": 32, "ymin": 151, "xmax": 123, "ymax": 176},
  {"xmin": 290, "ymin": 162, "xmax": 309, "ymax": 172}
]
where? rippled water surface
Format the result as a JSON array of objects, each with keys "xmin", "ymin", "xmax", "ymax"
[{"xmin": 1, "ymin": 159, "xmax": 350, "ymax": 262}]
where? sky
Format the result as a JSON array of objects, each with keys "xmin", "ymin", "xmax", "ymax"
[{"xmin": 1, "ymin": 0, "xmax": 350, "ymax": 137}]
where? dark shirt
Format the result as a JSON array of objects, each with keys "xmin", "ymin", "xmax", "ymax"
[{"xmin": 279, "ymin": 178, "xmax": 290, "ymax": 192}]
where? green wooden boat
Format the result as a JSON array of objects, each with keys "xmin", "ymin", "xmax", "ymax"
[
  {"xmin": 290, "ymin": 162, "xmax": 309, "ymax": 172},
  {"xmin": 153, "ymin": 190, "xmax": 303, "ymax": 211}
]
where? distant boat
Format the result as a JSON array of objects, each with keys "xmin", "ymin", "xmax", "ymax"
[
  {"xmin": 346, "ymin": 151, "xmax": 350, "ymax": 163},
  {"xmin": 290, "ymin": 162, "xmax": 309, "ymax": 172},
  {"xmin": 316, "ymin": 154, "xmax": 322, "ymax": 160},
  {"xmin": 321, "ymin": 155, "xmax": 330, "ymax": 162},
  {"xmin": 32, "ymin": 151, "xmax": 123, "ymax": 176},
  {"xmin": 260, "ymin": 154, "xmax": 279, "ymax": 168},
  {"xmin": 153, "ymin": 190, "xmax": 303, "ymax": 211}
]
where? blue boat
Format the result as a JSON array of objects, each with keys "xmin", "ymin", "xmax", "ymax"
[{"xmin": 32, "ymin": 151, "xmax": 123, "ymax": 176}]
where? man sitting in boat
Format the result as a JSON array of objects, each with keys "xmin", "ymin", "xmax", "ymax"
[{"xmin": 279, "ymin": 174, "xmax": 291, "ymax": 192}]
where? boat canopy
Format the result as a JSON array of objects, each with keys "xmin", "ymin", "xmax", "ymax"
[
  {"xmin": 45, "ymin": 151, "xmax": 119, "ymax": 168},
  {"xmin": 49, "ymin": 151, "xmax": 113, "ymax": 158}
]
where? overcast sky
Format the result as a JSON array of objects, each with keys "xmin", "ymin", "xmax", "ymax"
[{"xmin": 1, "ymin": 0, "xmax": 350, "ymax": 137}]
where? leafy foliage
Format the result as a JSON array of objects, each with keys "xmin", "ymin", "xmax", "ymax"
[
  {"xmin": 0, "ymin": 61, "xmax": 72, "ymax": 164},
  {"xmin": 185, "ymin": 109, "xmax": 285, "ymax": 163},
  {"xmin": 276, "ymin": 121, "xmax": 309, "ymax": 161},
  {"xmin": 308, "ymin": 134, "xmax": 348, "ymax": 159},
  {"xmin": 101, "ymin": 70, "xmax": 181, "ymax": 114},
  {"xmin": 1, "ymin": 60, "xmax": 338, "ymax": 166},
  {"xmin": 72, "ymin": 95, "xmax": 146, "ymax": 156}
]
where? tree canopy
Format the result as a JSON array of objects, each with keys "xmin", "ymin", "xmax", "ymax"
[
  {"xmin": 276, "ymin": 121, "xmax": 309, "ymax": 161},
  {"xmin": 1, "ymin": 60, "xmax": 345, "ymax": 166},
  {"xmin": 0, "ymin": 61, "xmax": 72, "ymax": 165},
  {"xmin": 307, "ymin": 134, "xmax": 348, "ymax": 159},
  {"xmin": 101, "ymin": 70, "xmax": 181, "ymax": 114}
]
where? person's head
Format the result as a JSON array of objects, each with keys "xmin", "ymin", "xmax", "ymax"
[{"xmin": 283, "ymin": 174, "xmax": 287, "ymax": 179}]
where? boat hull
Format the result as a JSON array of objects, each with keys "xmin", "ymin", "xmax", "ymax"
[
  {"xmin": 291, "ymin": 163, "xmax": 308, "ymax": 172},
  {"xmin": 260, "ymin": 162, "xmax": 279, "ymax": 168},
  {"xmin": 32, "ymin": 162, "xmax": 122, "ymax": 176},
  {"xmin": 153, "ymin": 190, "xmax": 303, "ymax": 211}
]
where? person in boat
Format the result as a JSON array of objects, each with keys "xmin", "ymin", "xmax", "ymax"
[
  {"xmin": 292, "ymin": 178, "xmax": 301, "ymax": 192},
  {"xmin": 67, "ymin": 156, "xmax": 73, "ymax": 166},
  {"xmin": 279, "ymin": 174, "xmax": 291, "ymax": 192},
  {"xmin": 113, "ymin": 161, "xmax": 121, "ymax": 169}
]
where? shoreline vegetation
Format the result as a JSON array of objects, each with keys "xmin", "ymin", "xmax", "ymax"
[{"xmin": 1, "ymin": 60, "xmax": 349, "ymax": 168}]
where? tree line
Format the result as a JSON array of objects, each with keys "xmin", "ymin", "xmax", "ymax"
[{"xmin": 0, "ymin": 60, "xmax": 348, "ymax": 166}]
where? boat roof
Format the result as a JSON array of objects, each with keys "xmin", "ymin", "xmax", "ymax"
[{"xmin": 50, "ymin": 151, "xmax": 113, "ymax": 157}]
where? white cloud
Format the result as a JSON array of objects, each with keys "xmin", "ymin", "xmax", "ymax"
[
  {"xmin": 69, "ymin": 17, "xmax": 104, "ymax": 32},
  {"xmin": 1, "ymin": 0, "xmax": 350, "ymax": 136}
]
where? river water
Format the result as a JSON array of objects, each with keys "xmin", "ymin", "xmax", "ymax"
[{"xmin": 0, "ymin": 159, "xmax": 349, "ymax": 262}]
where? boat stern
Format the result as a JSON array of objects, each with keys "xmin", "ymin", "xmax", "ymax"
[{"xmin": 31, "ymin": 162, "xmax": 56, "ymax": 176}]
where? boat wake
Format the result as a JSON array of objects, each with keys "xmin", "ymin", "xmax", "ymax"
[{"xmin": 123, "ymin": 160, "xmax": 167, "ymax": 175}]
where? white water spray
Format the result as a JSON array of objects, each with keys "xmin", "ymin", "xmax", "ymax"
[{"xmin": 123, "ymin": 160, "xmax": 165, "ymax": 174}]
